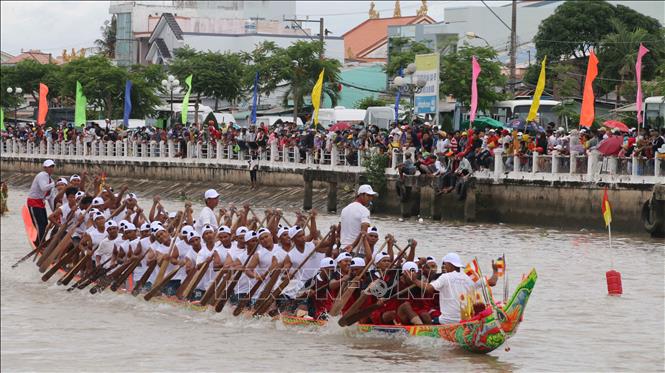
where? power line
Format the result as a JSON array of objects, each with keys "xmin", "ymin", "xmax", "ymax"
[
  {"xmin": 480, "ymin": 0, "xmax": 512, "ymax": 31},
  {"xmin": 535, "ymin": 39, "xmax": 663, "ymax": 44}
]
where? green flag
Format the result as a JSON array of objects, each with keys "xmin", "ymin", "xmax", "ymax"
[
  {"xmin": 0, "ymin": 107, "xmax": 5, "ymax": 131},
  {"xmin": 181, "ymin": 74, "xmax": 193, "ymax": 125},
  {"xmin": 74, "ymin": 81, "xmax": 87, "ymax": 127}
]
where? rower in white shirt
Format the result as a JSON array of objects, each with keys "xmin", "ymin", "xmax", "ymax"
[
  {"xmin": 339, "ymin": 184, "xmax": 377, "ymax": 248},
  {"xmin": 194, "ymin": 189, "xmax": 220, "ymax": 234},
  {"xmin": 96, "ymin": 221, "xmax": 120, "ymax": 269}
]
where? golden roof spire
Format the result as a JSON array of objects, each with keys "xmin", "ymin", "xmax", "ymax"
[
  {"xmin": 393, "ymin": 0, "xmax": 401, "ymax": 17},
  {"xmin": 368, "ymin": 1, "xmax": 379, "ymax": 19},
  {"xmin": 417, "ymin": 0, "xmax": 428, "ymax": 16}
]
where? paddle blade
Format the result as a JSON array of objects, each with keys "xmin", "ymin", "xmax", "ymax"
[{"xmin": 22, "ymin": 205, "xmax": 38, "ymax": 247}]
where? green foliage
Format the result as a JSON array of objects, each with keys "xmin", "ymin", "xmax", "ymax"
[
  {"xmin": 386, "ymin": 37, "xmax": 433, "ymax": 77},
  {"xmin": 440, "ymin": 46, "xmax": 506, "ymax": 111},
  {"xmin": 95, "ymin": 16, "xmax": 117, "ymax": 59},
  {"xmin": 362, "ymin": 153, "xmax": 389, "ymax": 194},
  {"xmin": 354, "ymin": 96, "xmax": 387, "ymax": 110},
  {"xmin": 242, "ymin": 41, "xmax": 291, "ymax": 99}
]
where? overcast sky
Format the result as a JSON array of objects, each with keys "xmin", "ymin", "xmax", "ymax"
[{"xmin": 0, "ymin": 1, "xmax": 495, "ymax": 56}]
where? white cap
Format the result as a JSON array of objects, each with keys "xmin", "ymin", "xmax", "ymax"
[
  {"xmin": 150, "ymin": 221, "xmax": 163, "ymax": 230},
  {"xmin": 168, "ymin": 212, "xmax": 177, "ymax": 219},
  {"xmin": 374, "ymin": 251, "xmax": 390, "ymax": 263},
  {"xmin": 43, "ymin": 159, "xmax": 55, "ymax": 167},
  {"xmin": 154, "ymin": 226, "xmax": 166, "ymax": 234},
  {"xmin": 119, "ymin": 220, "xmax": 130, "ymax": 230},
  {"xmin": 288, "ymin": 225, "xmax": 303, "ymax": 239},
  {"xmin": 257, "ymin": 228, "xmax": 271, "ymax": 238},
  {"xmin": 555, "ymin": 144, "xmax": 563, "ymax": 150},
  {"xmin": 201, "ymin": 224, "xmax": 215, "ymax": 235},
  {"xmin": 557, "ymin": 127, "xmax": 565, "ymax": 132},
  {"xmin": 140, "ymin": 222, "xmax": 151, "ymax": 231},
  {"xmin": 93, "ymin": 211, "xmax": 105, "ymax": 220},
  {"xmin": 181, "ymin": 225, "xmax": 193, "ymax": 236},
  {"xmin": 335, "ymin": 252, "xmax": 352, "ymax": 264},
  {"xmin": 204, "ymin": 189, "xmax": 220, "ymax": 199},
  {"xmin": 367, "ymin": 226, "xmax": 379, "ymax": 236},
  {"xmin": 425, "ymin": 256, "xmax": 436, "ymax": 264},
  {"xmin": 124, "ymin": 223, "xmax": 137, "ymax": 231},
  {"xmin": 319, "ymin": 257, "xmax": 336, "ymax": 269},
  {"xmin": 357, "ymin": 184, "xmax": 378, "ymax": 196},
  {"xmin": 277, "ymin": 226, "xmax": 290, "ymax": 238},
  {"xmin": 89, "ymin": 208, "xmax": 100, "ymax": 217},
  {"xmin": 235, "ymin": 226, "xmax": 248, "ymax": 237},
  {"xmin": 517, "ymin": 132, "xmax": 523, "ymax": 136},
  {"xmin": 442, "ymin": 252, "xmax": 463, "ymax": 268},
  {"xmin": 75, "ymin": 191, "xmax": 85, "ymax": 199},
  {"xmin": 92, "ymin": 197, "xmax": 104, "ymax": 206},
  {"xmin": 244, "ymin": 230, "xmax": 258, "ymax": 242},
  {"xmin": 218, "ymin": 225, "xmax": 231, "ymax": 234},
  {"xmin": 401, "ymin": 261, "xmax": 418, "ymax": 272},
  {"xmin": 351, "ymin": 257, "xmax": 366, "ymax": 268},
  {"xmin": 188, "ymin": 230, "xmax": 201, "ymax": 240},
  {"xmin": 125, "ymin": 193, "xmax": 137, "ymax": 201},
  {"xmin": 69, "ymin": 174, "xmax": 81, "ymax": 181},
  {"xmin": 56, "ymin": 177, "xmax": 68, "ymax": 185},
  {"xmin": 105, "ymin": 220, "xmax": 118, "ymax": 230}
]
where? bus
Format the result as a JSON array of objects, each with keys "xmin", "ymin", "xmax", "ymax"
[
  {"xmin": 490, "ymin": 97, "xmax": 564, "ymax": 128},
  {"xmin": 644, "ymin": 96, "xmax": 664, "ymax": 129}
]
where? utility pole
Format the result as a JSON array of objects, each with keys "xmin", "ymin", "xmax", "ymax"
[
  {"xmin": 284, "ymin": 17, "xmax": 326, "ymax": 58},
  {"xmin": 509, "ymin": 0, "xmax": 517, "ymax": 95},
  {"xmin": 319, "ymin": 17, "xmax": 324, "ymax": 60}
]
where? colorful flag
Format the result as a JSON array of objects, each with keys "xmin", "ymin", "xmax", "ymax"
[
  {"xmin": 527, "ymin": 56, "xmax": 547, "ymax": 122},
  {"xmin": 250, "ymin": 72, "xmax": 259, "ymax": 125},
  {"xmin": 37, "ymin": 83, "xmax": 49, "ymax": 126},
  {"xmin": 580, "ymin": 52, "xmax": 598, "ymax": 128},
  {"xmin": 470, "ymin": 56, "xmax": 481, "ymax": 125},
  {"xmin": 311, "ymin": 69, "xmax": 325, "ymax": 127},
  {"xmin": 123, "ymin": 80, "xmax": 132, "ymax": 127},
  {"xmin": 181, "ymin": 74, "xmax": 193, "ymax": 125},
  {"xmin": 74, "ymin": 81, "xmax": 87, "ymax": 128},
  {"xmin": 0, "ymin": 107, "xmax": 4, "ymax": 131},
  {"xmin": 635, "ymin": 43, "xmax": 649, "ymax": 125},
  {"xmin": 602, "ymin": 187, "xmax": 612, "ymax": 227}
]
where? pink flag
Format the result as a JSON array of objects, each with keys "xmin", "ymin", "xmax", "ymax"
[
  {"xmin": 37, "ymin": 83, "xmax": 49, "ymax": 126},
  {"xmin": 635, "ymin": 43, "xmax": 649, "ymax": 125},
  {"xmin": 470, "ymin": 56, "xmax": 481, "ymax": 124}
]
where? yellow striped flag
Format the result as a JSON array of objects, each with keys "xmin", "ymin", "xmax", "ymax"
[
  {"xmin": 311, "ymin": 69, "xmax": 325, "ymax": 127},
  {"xmin": 527, "ymin": 56, "xmax": 546, "ymax": 122},
  {"xmin": 602, "ymin": 187, "xmax": 612, "ymax": 227}
]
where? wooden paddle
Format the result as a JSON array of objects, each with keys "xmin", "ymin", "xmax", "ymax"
[
  {"xmin": 58, "ymin": 252, "xmax": 91, "ymax": 286},
  {"xmin": 175, "ymin": 265, "xmax": 198, "ymax": 298},
  {"xmin": 75, "ymin": 259, "xmax": 118, "ymax": 291},
  {"xmin": 154, "ymin": 211, "xmax": 185, "ymax": 285},
  {"xmin": 131, "ymin": 260, "xmax": 158, "ymax": 296},
  {"xmin": 144, "ymin": 264, "xmax": 185, "ymax": 301},
  {"xmin": 253, "ymin": 228, "xmax": 334, "ymax": 316},
  {"xmin": 66, "ymin": 257, "xmax": 112, "ymax": 291},
  {"xmin": 181, "ymin": 258, "xmax": 212, "ymax": 300},
  {"xmin": 328, "ymin": 241, "xmax": 387, "ymax": 317},
  {"xmin": 341, "ymin": 284, "xmax": 416, "ymax": 327},
  {"xmin": 249, "ymin": 267, "xmax": 283, "ymax": 316},
  {"xmin": 212, "ymin": 244, "xmax": 259, "ymax": 313},
  {"xmin": 36, "ymin": 222, "xmax": 69, "ymax": 267},
  {"xmin": 12, "ymin": 223, "xmax": 54, "ymax": 268},
  {"xmin": 91, "ymin": 258, "xmax": 137, "ymax": 294},
  {"xmin": 199, "ymin": 265, "xmax": 228, "ymax": 306},
  {"xmin": 338, "ymin": 241, "xmax": 412, "ymax": 326},
  {"xmin": 110, "ymin": 253, "xmax": 146, "ymax": 292},
  {"xmin": 232, "ymin": 269, "xmax": 272, "ymax": 317},
  {"xmin": 41, "ymin": 247, "xmax": 79, "ymax": 282}
]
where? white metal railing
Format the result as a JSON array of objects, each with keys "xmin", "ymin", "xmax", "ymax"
[{"xmin": 2, "ymin": 138, "xmax": 662, "ymax": 184}]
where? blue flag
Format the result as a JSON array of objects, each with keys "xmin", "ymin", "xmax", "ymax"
[
  {"xmin": 123, "ymin": 80, "xmax": 132, "ymax": 127},
  {"xmin": 394, "ymin": 68, "xmax": 403, "ymax": 122},
  {"xmin": 250, "ymin": 72, "xmax": 259, "ymax": 125}
]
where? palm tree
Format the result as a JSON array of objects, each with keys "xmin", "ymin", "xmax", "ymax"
[{"xmin": 95, "ymin": 16, "xmax": 117, "ymax": 59}]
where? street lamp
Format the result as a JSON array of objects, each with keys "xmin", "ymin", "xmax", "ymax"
[
  {"xmin": 391, "ymin": 66, "xmax": 427, "ymax": 122},
  {"xmin": 6, "ymin": 87, "xmax": 23, "ymax": 126},
  {"xmin": 465, "ymin": 31, "xmax": 491, "ymax": 48},
  {"xmin": 161, "ymin": 75, "xmax": 180, "ymax": 126}
]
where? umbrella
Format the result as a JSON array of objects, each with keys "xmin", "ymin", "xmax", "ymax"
[
  {"xmin": 328, "ymin": 121, "xmax": 351, "ymax": 132},
  {"xmin": 462, "ymin": 116, "xmax": 506, "ymax": 130},
  {"xmin": 603, "ymin": 120, "xmax": 630, "ymax": 133},
  {"xmin": 596, "ymin": 135, "xmax": 623, "ymax": 156},
  {"xmin": 507, "ymin": 119, "xmax": 545, "ymax": 133}
]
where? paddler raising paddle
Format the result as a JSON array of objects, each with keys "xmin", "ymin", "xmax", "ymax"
[
  {"xmin": 195, "ymin": 189, "xmax": 220, "ymax": 234},
  {"xmin": 27, "ymin": 159, "xmax": 56, "ymax": 245}
]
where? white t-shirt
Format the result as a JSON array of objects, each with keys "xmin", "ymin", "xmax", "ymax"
[
  {"xmin": 86, "ymin": 227, "xmax": 107, "ymax": 250},
  {"xmin": 28, "ymin": 171, "xmax": 54, "ymax": 201},
  {"xmin": 430, "ymin": 271, "xmax": 478, "ymax": 324},
  {"xmin": 149, "ymin": 240, "xmax": 174, "ymax": 284},
  {"xmin": 287, "ymin": 241, "xmax": 322, "ymax": 282},
  {"xmin": 340, "ymin": 201, "xmax": 371, "ymax": 247},
  {"xmin": 96, "ymin": 237, "xmax": 118, "ymax": 268},
  {"xmin": 184, "ymin": 247, "xmax": 206, "ymax": 290},
  {"xmin": 195, "ymin": 244, "xmax": 217, "ymax": 289},
  {"xmin": 133, "ymin": 237, "xmax": 152, "ymax": 281},
  {"xmin": 194, "ymin": 206, "xmax": 217, "ymax": 234}
]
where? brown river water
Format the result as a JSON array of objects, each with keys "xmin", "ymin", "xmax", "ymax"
[{"xmin": 1, "ymin": 188, "xmax": 663, "ymax": 372}]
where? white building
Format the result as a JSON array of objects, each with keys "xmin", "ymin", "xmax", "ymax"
[
  {"xmin": 144, "ymin": 13, "xmax": 344, "ymax": 65},
  {"xmin": 109, "ymin": 0, "xmax": 302, "ymax": 65}
]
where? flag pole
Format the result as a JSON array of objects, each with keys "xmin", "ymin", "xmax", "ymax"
[{"xmin": 608, "ymin": 222, "xmax": 613, "ymax": 268}]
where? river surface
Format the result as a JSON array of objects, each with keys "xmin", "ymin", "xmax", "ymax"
[{"xmin": 1, "ymin": 189, "xmax": 663, "ymax": 372}]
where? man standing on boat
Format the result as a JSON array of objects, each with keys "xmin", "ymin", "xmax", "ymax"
[
  {"xmin": 340, "ymin": 185, "xmax": 377, "ymax": 249},
  {"xmin": 27, "ymin": 159, "xmax": 56, "ymax": 245},
  {"xmin": 195, "ymin": 189, "xmax": 220, "ymax": 234}
]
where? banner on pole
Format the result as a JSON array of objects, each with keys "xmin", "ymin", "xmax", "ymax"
[{"xmin": 414, "ymin": 53, "xmax": 439, "ymax": 116}]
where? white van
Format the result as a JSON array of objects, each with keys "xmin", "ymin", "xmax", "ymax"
[
  {"xmin": 364, "ymin": 106, "xmax": 396, "ymax": 129},
  {"xmin": 318, "ymin": 106, "xmax": 367, "ymax": 127}
]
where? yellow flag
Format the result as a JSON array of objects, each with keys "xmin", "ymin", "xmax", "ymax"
[
  {"xmin": 311, "ymin": 69, "xmax": 325, "ymax": 126},
  {"xmin": 527, "ymin": 56, "xmax": 547, "ymax": 122}
]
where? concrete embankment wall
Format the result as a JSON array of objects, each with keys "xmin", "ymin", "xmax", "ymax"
[{"xmin": 0, "ymin": 157, "xmax": 657, "ymax": 235}]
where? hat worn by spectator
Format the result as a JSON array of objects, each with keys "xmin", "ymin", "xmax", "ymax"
[{"xmin": 357, "ymin": 184, "xmax": 378, "ymax": 196}]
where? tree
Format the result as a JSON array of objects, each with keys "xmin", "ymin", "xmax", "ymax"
[
  {"xmin": 440, "ymin": 46, "xmax": 506, "ymax": 112},
  {"xmin": 242, "ymin": 41, "xmax": 291, "ymax": 104},
  {"xmin": 354, "ymin": 96, "xmax": 387, "ymax": 109},
  {"xmin": 281, "ymin": 41, "xmax": 342, "ymax": 123},
  {"xmin": 386, "ymin": 37, "xmax": 433, "ymax": 77},
  {"xmin": 95, "ymin": 16, "xmax": 117, "ymax": 58}
]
